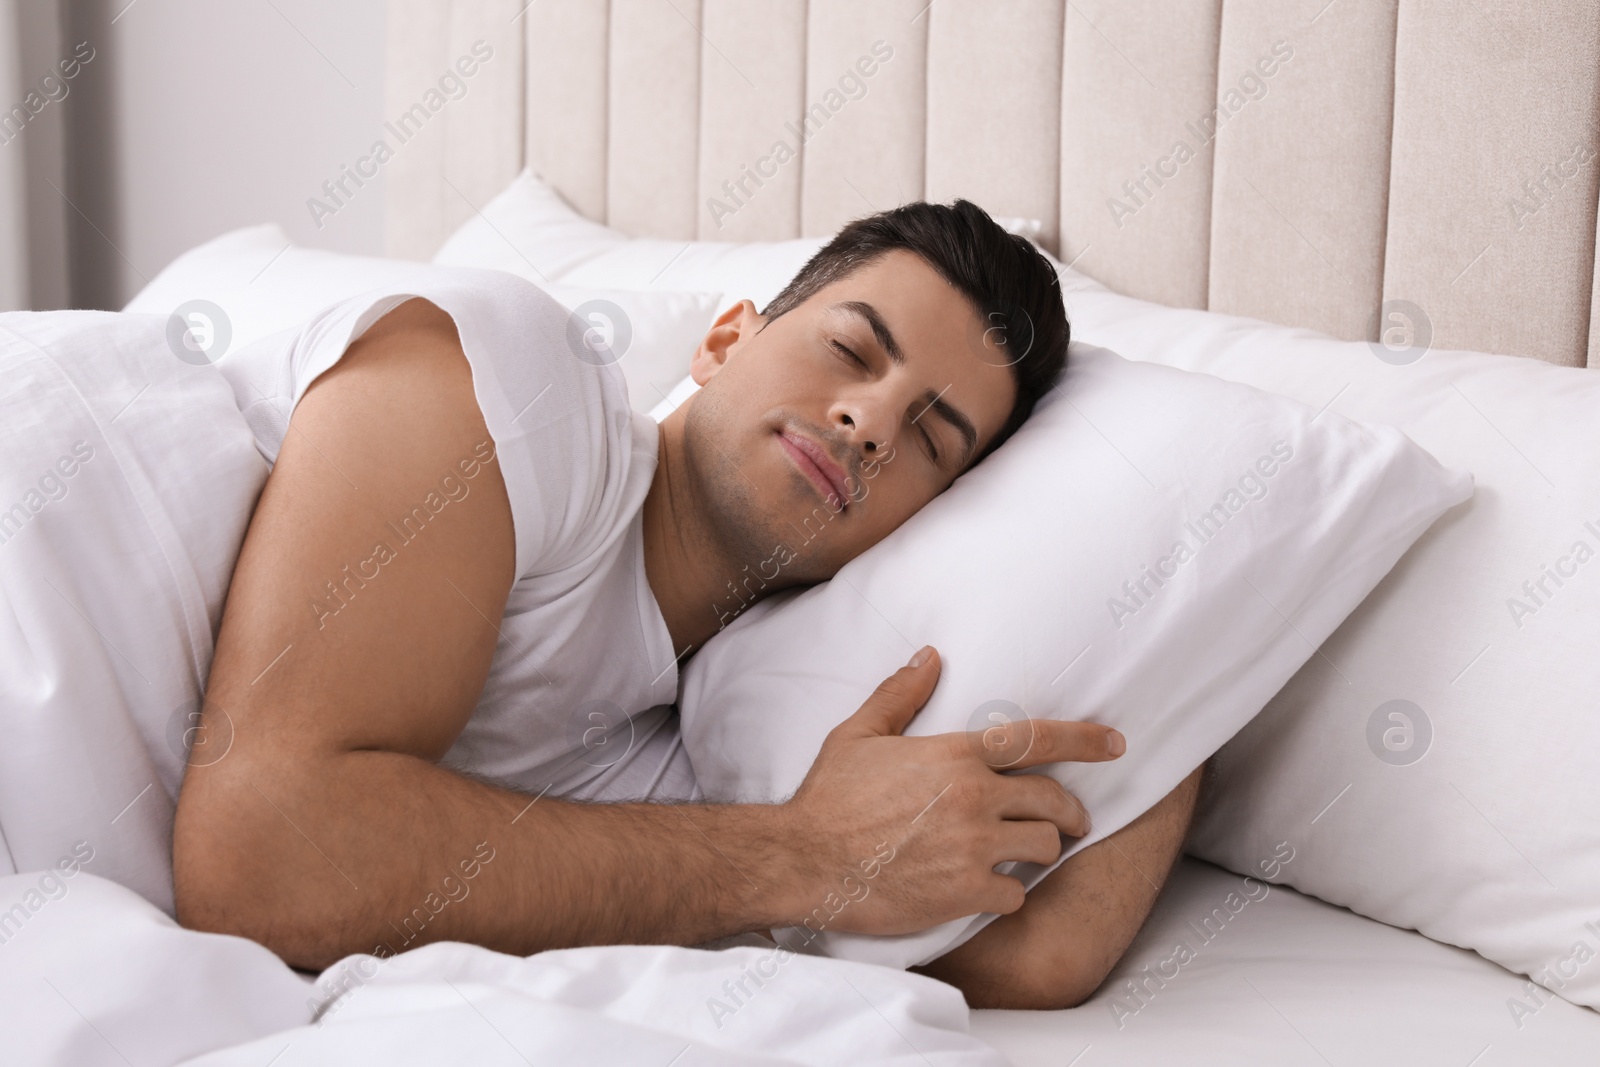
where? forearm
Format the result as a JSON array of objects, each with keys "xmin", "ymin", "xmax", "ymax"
[
  {"xmin": 913, "ymin": 763, "xmax": 1205, "ymax": 1010},
  {"xmin": 175, "ymin": 747, "xmax": 804, "ymax": 971}
]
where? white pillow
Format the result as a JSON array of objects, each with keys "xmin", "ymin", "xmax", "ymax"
[
  {"xmin": 123, "ymin": 225, "xmax": 722, "ymax": 416},
  {"xmin": 1050, "ymin": 262, "xmax": 1600, "ymax": 1012},
  {"xmin": 432, "ymin": 170, "xmax": 825, "ymax": 317},
  {"xmin": 647, "ymin": 373, "xmax": 703, "ymax": 423},
  {"xmin": 432, "ymin": 168, "xmax": 1049, "ymax": 321},
  {"xmin": 675, "ymin": 342, "xmax": 1471, "ymax": 970}
]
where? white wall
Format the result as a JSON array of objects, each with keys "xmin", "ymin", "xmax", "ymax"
[
  {"xmin": 0, "ymin": 0, "xmax": 27, "ymax": 310},
  {"xmin": 2, "ymin": 0, "xmax": 71, "ymax": 310},
  {"xmin": 62, "ymin": 0, "xmax": 388, "ymax": 310}
]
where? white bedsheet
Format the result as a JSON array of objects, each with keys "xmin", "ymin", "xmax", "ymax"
[
  {"xmin": 9, "ymin": 859, "xmax": 1594, "ymax": 1066},
  {"xmin": 975, "ymin": 856, "xmax": 1600, "ymax": 1065},
  {"xmin": 0, "ymin": 870, "xmax": 1004, "ymax": 1066}
]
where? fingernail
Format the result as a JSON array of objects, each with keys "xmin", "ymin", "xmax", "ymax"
[
  {"xmin": 908, "ymin": 645, "xmax": 933, "ymax": 668},
  {"xmin": 1106, "ymin": 730, "xmax": 1126, "ymax": 757}
]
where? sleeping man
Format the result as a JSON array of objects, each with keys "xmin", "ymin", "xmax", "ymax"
[{"xmin": 173, "ymin": 199, "xmax": 1204, "ymax": 1010}]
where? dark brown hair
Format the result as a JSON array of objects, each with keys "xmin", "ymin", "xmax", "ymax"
[{"xmin": 761, "ymin": 199, "xmax": 1070, "ymax": 467}]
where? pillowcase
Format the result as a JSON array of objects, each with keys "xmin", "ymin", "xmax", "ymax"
[
  {"xmin": 123, "ymin": 224, "xmax": 722, "ymax": 416},
  {"xmin": 646, "ymin": 374, "xmax": 701, "ymax": 423},
  {"xmin": 431, "ymin": 168, "xmax": 1049, "ymax": 320},
  {"xmin": 674, "ymin": 342, "xmax": 1472, "ymax": 970},
  {"xmin": 1045, "ymin": 260, "xmax": 1600, "ymax": 1011},
  {"xmin": 432, "ymin": 169, "xmax": 826, "ymax": 317}
]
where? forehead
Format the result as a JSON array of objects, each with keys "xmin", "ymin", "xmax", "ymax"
[{"xmin": 803, "ymin": 249, "xmax": 1017, "ymax": 453}]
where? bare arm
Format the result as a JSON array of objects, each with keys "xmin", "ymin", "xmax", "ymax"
[
  {"xmin": 173, "ymin": 299, "xmax": 1118, "ymax": 970},
  {"xmin": 914, "ymin": 762, "xmax": 1206, "ymax": 1009}
]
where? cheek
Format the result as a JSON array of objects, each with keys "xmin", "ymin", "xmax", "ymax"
[{"xmin": 858, "ymin": 463, "xmax": 933, "ymax": 533}]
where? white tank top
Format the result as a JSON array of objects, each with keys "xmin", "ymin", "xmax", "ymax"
[{"xmin": 215, "ymin": 267, "xmax": 690, "ymax": 800}]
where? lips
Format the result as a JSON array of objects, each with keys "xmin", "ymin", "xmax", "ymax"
[{"xmin": 777, "ymin": 430, "xmax": 852, "ymax": 512}]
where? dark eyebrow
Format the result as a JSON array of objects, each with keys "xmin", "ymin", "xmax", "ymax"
[
  {"xmin": 831, "ymin": 300, "xmax": 978, "ymax": 469},
  {"xmin": 914, "ymin": 386, "xmax": 977, "ymax": 470},
  {"xmin": 833, "ymin": 300, "xmax": 905, "ymax": 366}
]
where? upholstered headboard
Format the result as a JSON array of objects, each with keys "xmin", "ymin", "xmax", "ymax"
[{"xmin": 383, "ymin": 0, "xmax": 1600, "ymax": 368}]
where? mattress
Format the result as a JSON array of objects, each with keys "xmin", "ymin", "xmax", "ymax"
[{"xmin": 973, "ymin": 856, "xmax": 1600, "ymax": 1065}]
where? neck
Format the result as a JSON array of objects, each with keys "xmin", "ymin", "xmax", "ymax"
[{"xmin": 641, "ymin": 415, "xmax": 734, "ymax": 663}]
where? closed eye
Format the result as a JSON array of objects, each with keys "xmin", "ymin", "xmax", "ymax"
[
  {"xmin": 830, "ymin": 336, "xmax": 941, "ymax": 465},
  {"xmin": 829, "ymin": 338, "xmax": 866, "ymax": 369}
]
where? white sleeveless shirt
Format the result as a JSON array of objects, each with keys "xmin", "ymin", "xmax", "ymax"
[{"xmin": 215, "ymin": 267, "xmax": 698, "ymax": 803}]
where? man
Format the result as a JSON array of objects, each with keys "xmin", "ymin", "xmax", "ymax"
[{"xmin": 174, "ymin": 199, "xmax": 1202, "ymax": 1011}]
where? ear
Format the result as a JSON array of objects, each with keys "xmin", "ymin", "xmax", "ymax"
[{"xmin": 690, "ymin": 299, "xmax": 764, "ymax": 386}]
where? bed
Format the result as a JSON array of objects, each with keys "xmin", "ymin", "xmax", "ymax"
[
  {"xmin": 2, "ymin": 1, "xmax": 1597, "ymax": 1064},
  {"xmin": 376, "ymin": 0, "xmax": 1600, "ymax": 1062}
]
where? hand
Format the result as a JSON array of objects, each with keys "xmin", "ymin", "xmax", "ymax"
[{"xmin": 778, "ymin": 645, "xmax": 1126, "ymax": 937}]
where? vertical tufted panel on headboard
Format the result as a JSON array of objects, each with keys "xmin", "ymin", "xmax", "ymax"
[
  {"xmin": 608, "ymin": 0, "xmax": 702, "ymax": 237},
  {"xmin": 524, "ymin": 0, "xmax": 609, "ymax": 225},
  {"xmin": 1057, "ymin": 0, "xmax": 1224, "ymax": 311},
  {"xmin": 1207, "ymin": 0, "xmax": 1397, "ymax": 343},
  {"xmin": 444, "ymin": 2, "xmax": 526, "ymax": 228},
  {"xmin": 697, "ymin": 0, "xmax": 808, "ymax": 241},
  {"xmin": 384, "ymin": 0, "xmax": 451, "ymax": 258},
  {"xmin": 925, "ymin": 0, "xmax": 1064, "ymax": 254},
  {"xmin": 800, "ymin": 0, "xmax": 930, "ymax": 238},
  {"xmin": 1384, "ymin": 0, "xmax": 1600, "ymax": 367},
  {"xmin": 383, "ymin": 0, "xmax": 523, "ymax": 258}
]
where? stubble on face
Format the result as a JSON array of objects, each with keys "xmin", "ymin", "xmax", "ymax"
[{"xmin": 680, "ymin": 379, "xmax": 845, "ymax": 591}]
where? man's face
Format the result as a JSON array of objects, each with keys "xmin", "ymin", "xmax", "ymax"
[{"xmin": 671, "ymin": 248, "xmax": 1018, "ymax": 585}]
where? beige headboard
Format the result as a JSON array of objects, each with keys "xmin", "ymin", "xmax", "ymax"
[{"xmin": 384, "ymin": 0, "xmax": 1600, "ymax": 368}]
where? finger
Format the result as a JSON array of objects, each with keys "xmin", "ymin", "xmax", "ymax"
[
  {"xmin": 835, "ymin": 645, "xmax": 941, "ymax": 739},
  {"xmin": 959, "ymin": 714, "xmax": 1041, "ymax": 769},
  {"xmin": 989, "ymin": 819, "xmax": 1066, "ymax": 868},
  {"xmin": 978, "ymin": 872, "xmax": 1028, "ymax": 916},
  {"xmin": 950, "ymin": 718, "xmax": 1123, "ymax": 770},
  {"xmin": 991, "ymin": 773, "xmax": 1091, "ymax": 838}
]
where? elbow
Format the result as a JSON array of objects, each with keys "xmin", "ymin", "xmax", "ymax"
[
  {"xmin": 172, "ymin": 761, "xmax": 344, "ymax": 969},
  {"xmin": 921, "ymin": 945, "xmax": 1113, "ymax": 1011},
  {"xmin": 1007, "ymin": 953, "xmax": 1111, "ymax": 1011},
  {"xmin": 172, "ymin": 768, "xmax": 269, "ymax": 940}
]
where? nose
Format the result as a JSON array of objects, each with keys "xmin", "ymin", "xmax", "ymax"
[{"xmin": 833, "ymin": 393, "xmax": 897, "ymax": 460}]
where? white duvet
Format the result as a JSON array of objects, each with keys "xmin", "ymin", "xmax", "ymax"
[
  {"xmin": 0, "ymin": 310, "xmax": 265, "ymax": 912},
  {"xmin": 0, "ymin": 310, "xmax": 1004, "ymax": 1065},
  {"xmin": 0, "ymin": 870, "xmax": 999, "ymax": 1066}
]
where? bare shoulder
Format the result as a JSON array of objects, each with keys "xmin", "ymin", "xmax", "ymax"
[{"xmin": 186, "ymin": 294, "xmax": 516, "ymax": 767}]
